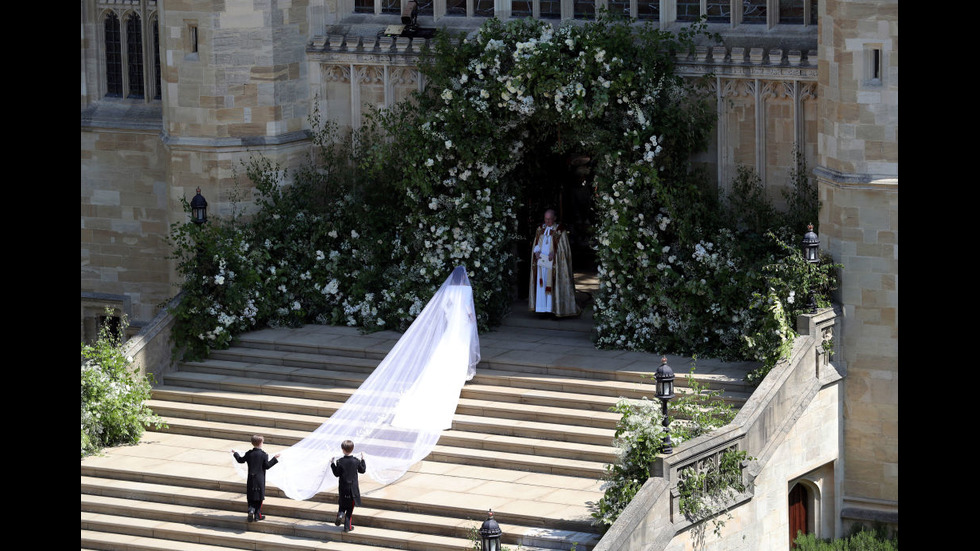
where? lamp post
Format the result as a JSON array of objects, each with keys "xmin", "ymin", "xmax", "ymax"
[
  {"xmin": 655, "ymin": 357, "xmax": 675, "ymax": 455},
  {"xmin": 191, "ymin": 187, "xmax": 208, "ymax": 224},
  {"xmin": 802, "ymin": 224, "xmax": 820, "ymax": 313},
  {"xmin": 478, "ymin": 509, "xmax": 502, "ymax": 551}
]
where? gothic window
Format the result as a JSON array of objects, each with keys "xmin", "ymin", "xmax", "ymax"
[
  {"xmin": 475, "ymin": 0, "xmax": 494, "ymax": 16},
  {"xmin": 677, "ymin": 0, "xmax": 701, "ymax": 22},
  {"xmin": 706, "ymin": 0, "xmax": 730, "ymax": 23},
  {"xmin": 742, "ymin": 0, "xmax": 767, "ymax": 24},
  {"xmin": 636, "ymin": 0, "xmax": 660, "ymax": 21},
  {"xmin": 777, "ymin": 0, "xmax": 817, "ymax": 25},
  {"xmin": 126, "ymin": 14, "xmax": 144, "ymax": 99},
  {"xmin": 382, "ymin": 0, "xmax": 400, "ymax": 15},
  {"xmin": 512, "ymin": 0, "xmax": 532, "ymax": 18},
  {"xmin": 540, "ymin": 0, "xmax": 561, "ymax": 19},
  {"xmin": 152, "ymin": 17, "xmax": 161, "ymax": 99},
  {"xmin": 607, "ymin": 0, "xmax": 630, "ymax": 18},
  {"xmin": 104, "ymin": 13, "xmax": 123, "ymax": 97},
  {"xmin": 573, "ymin": 0, "xmax": 596, "ymax": 20},
  {"xmin": 446, "ymin": 0, "xmax": 466, "ymax": 16},
  {"xmin": 100, "ymin": 4, "xmax": 160, "ymax": 102}
]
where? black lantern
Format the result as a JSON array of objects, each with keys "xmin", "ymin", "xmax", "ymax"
[
  {"xmin": 802, "ymin": 223, "xmax": 819, "ymax": 263},
  {"xmin": 191, "ymin": 187, "xmax": 208, "ymax": 224},
  {"xmin": 802, "ymin": 224, "xmax": 820, "ymax": 313},
  {"xmin": 478, "ymin": 509, "xmax": 502, "ymax": 551},
  {"xmin": 654, "ymin": 357, "xmax": 675, "ymax": 454}
]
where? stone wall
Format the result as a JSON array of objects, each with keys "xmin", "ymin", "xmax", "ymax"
[
  {"xmin": 665, "ymin": 383, "xmax": 842, "ymax": 550},
  {"xmin": 81, "ymin": 124, "xmax": 171, "ymax": 328},
  {"xmin": 817, "ymin": 0, "xmax": 898, "ymax": 525}
]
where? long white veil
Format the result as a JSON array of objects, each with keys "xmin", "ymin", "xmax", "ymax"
[{"xmin": 234, "ymin": 266, "xmax": 480, "ymax": 500}]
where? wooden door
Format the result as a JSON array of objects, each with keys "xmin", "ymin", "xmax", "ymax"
[{"xmin": 788, "ymin": 483, "xmax": 809, "ymax": 549}]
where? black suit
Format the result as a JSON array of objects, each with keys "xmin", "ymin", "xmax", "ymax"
[
  {"xmin": 331, "ymin": 454, "xmax": 366, "ymax": 530},
  {"xmin": 234, "ymin": 448, "xmax": 278, "ymax": 518}
]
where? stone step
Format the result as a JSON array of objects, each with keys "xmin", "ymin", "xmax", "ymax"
[
  {"xmin": 173, "ymin": 358, "xmax": 749, "ymax": 409},
  {"xmin": 155, "ymin": 373, "xmax": 623, "ymax": 429},
  {"xmin": 81, "ymin": 510, "xmax": 480, "ymax": 551},
  {"xmin": 153, "ymin": 385, "xmax": 616, "ymax": 446},
  {"xmin": 81, "ymin": 476, "xmax": 599, "ymax": 550},
  {"xmin": 80, "ymin": 433, "xmax": 602, "ymax": 532},
  {"xmin": 224, "ymin": 328, "xmax": 751, "ymax": 395},
  {"xmin": 149, "ymin": 392, "xmax": 617, "ymax": 457},
  {"xmin": 147, "ymin": 413, "xmax": 609, "ymax": 478}
]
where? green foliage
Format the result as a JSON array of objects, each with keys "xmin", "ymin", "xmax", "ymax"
[
  {"xmin": 592, "ymin": 366, "xmax": 738, "ymax": 527},
  {"xmin": 81, "ymin": 309, "xmax": 165, "ymax": 458},
  {"xmin": 793, "ymin": 524, "xmax": 898, "ymax": 551},
  {"xmin": 677, "ymin": 447, "xmax": 749, "ymax": 537},
  {"xmin": 166, "ymin": 194, "xmax": 263, "ymax": 361},
  {"xmin": 744, "ymin": 233, "xmax": 841, "ymax": 384},
  {"xmin": 164, "ymin": 15, "xmax": 837, "ymax": 392}
]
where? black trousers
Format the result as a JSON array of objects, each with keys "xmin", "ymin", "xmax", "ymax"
[{"xmin": 338, "ymin": 496, "xmax": 355, "ymax": 529}]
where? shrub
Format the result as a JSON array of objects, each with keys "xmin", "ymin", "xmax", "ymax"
[
  {"xmin": 793, "ymin": 524, "xmax": 898, "ymax": 550},
  {"xmin": 81, "ymin": 309, "xmax": 165, "ymax": 457}
]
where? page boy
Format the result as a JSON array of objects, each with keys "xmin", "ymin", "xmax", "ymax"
[
  {"xmin": 330, "ymin": 439, "xmax": 366, "ymax": 532},
  {"xmin": 232, "ymin": 435, "xmax": 281, "ymax": 522}
]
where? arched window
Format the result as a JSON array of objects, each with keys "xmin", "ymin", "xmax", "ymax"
[
  {"xmin": 152, "ymin": 17, "xmax": 161, "ymax": 99},
  {"xmin": 100, "ymin": 5, "xmax": 159, "ymax": 101},
  {"xmin": 104, "ymin": 13, "xmax": 122, "ymax": 97},
  {"xmin": 126, "ymin": 13, "xmax": 144, "ymax": 99}
]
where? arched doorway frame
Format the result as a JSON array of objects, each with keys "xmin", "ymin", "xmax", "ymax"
[{"xmin": 788, "ymin": 477, "xmax": 822, "ymax": 548}]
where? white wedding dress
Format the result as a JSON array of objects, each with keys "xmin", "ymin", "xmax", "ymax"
[{"xmin": 234, "ymin": 266, "xmax": 480, "ymax": 500}]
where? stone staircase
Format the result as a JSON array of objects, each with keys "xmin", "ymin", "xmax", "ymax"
[{"xmin": 81, "ymin": 297, "xmax": 754, "ymax": 551}]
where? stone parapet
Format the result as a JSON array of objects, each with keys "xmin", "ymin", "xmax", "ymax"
[{"xmin": 595, "ymin": 307, "xmax": 843, "ymax": 550}]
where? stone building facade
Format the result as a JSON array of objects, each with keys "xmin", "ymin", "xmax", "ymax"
[{"xmin": 80, "ymin": 0, "xmax": 897, "ymax": 541}]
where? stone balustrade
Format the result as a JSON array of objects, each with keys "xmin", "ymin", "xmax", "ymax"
[{"xmin": 594, "ymin": 307, "xmax": 842, "ymax": 550}]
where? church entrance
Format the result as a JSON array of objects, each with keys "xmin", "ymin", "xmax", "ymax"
[{"xmin": 514, "ymin": 140, "xmax": 597, "ymax": 300}]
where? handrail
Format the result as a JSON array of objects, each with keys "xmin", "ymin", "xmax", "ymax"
[
  {"xmin": 594, "ymin": 307, "xmax": 841, "ymax": 550},
  {"xmin": 119, "ymin": 294, "xmax": 181, "ymax": 382}
]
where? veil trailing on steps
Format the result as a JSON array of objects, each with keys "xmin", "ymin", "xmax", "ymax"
[{"xmin": 233, "ymin": 266, "xmax": 480, "ymax": 501}]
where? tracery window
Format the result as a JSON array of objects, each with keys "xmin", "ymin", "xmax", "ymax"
[
  {"xmin": 636, "ymin": 0, "xmax": 660, "ymax": 22},
  {"xmin": 98, "ymin": 1, "xmax": 160, "ymax": 102},
  {"xmin": 104, "ymin": 13, "xmax": 122, "ymax": 97},
  {"xmin": 126, "ymin": 14, "xmax": 144, "ymax": 98},
  {"xmin": 742, "ymin": 0, "xmax": 767, "ymax": 24}
]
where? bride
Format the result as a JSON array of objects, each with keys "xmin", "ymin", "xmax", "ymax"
[{"xmin": 235, "ymin": 266, "xmax": 480, "ymax": 501}]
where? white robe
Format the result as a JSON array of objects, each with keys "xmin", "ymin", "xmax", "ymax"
[{"xmin": 533, "ymin": 226, "xmax": 554, "ymax": 313}]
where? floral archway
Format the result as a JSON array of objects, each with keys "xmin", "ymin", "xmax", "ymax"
[{"xmin": 365, "ymin": 16, "xmax": 719, "ymax": 343}]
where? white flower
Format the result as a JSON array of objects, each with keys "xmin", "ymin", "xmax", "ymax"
[
  {"xmin": 787, "ymin": 291, "xmax": 796, "ymax": 304},
  {"xmin": 214, "ymin": 275, "xmax": 225, "ymax": 285},
  {"xmin": 441, "ymin": 89, "xmax": 453, "ymax": 101},
  {"xmin": 445, "ymin": 139, "xmax": 453, "ymax": 149},
  {"xmin": 425, "ymin": 158, "xmax": 434, "ymax": 167}
]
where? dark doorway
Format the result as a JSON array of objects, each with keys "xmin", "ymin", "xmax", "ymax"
[
  {"xmin": 788, "ymin": 482, "xmax": 809, "ymax": 549},
  {"xmin": 514, "ymin": 142, "xmax": 597, "ymax": 299}
]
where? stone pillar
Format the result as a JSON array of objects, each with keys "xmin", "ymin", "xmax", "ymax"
[{"xmin": 815, "ymin": 0, "xmax": 898, "ymax": 533}]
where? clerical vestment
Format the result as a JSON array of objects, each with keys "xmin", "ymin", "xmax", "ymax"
[{"xmin": 528, "ymin": 223, "xmax": 580, "ymax": 317}]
